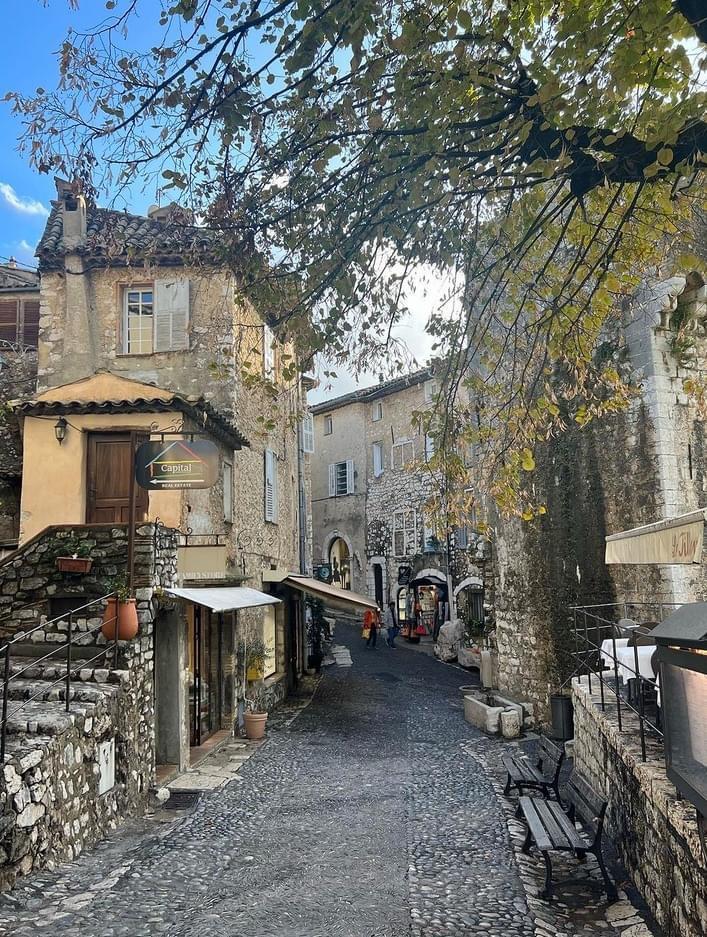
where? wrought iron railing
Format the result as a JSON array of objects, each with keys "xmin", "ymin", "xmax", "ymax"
[
  {"xmin": 0, "ymin": 592, "xmax": 118, "ymax": 761},
  {"xmin": 565, "ymin": 602, "xmax": 680, "ymax": 761}
]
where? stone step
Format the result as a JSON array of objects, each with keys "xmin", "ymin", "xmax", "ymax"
[
  {"xmin": 4, "ymin": 641, "xmax": 108, "ymax": 661},
  {"xmin": 7, "ymin": 658, "xmax": 127, "ymax": 686},
  {"xmin": 4, "ymin": 677, "xmax": 112, "ymax": 705},
  {"xmin": 1, "ymin": 733, "xmax": 51, "ymax": 770},
  {"xmin": 2, "ymin": 698, "xmax": 97, "ymax": 737}
]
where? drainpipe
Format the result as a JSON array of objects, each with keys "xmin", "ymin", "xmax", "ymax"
[{"xmin": 297, "ymin": 386, "xmax": 308, "ymax": 575}]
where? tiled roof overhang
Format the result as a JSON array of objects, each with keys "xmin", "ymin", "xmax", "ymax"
[
  {"xmin": 310, "ymin": 367, "xmax": 434, "ymax": 414},
  {"xmin": 14, "ymin": 396, "xmax": 250, "ymax": 451}
]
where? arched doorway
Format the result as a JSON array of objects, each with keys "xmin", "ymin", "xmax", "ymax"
[{"xmin": 329, "ymin": 537, "xmax": 351, "ymax": 590}]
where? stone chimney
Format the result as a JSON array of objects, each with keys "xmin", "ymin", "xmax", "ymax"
[
  {"xmin": 147, "ymin": 202, "xmax": 194, "ymax": 225},
  {"xmin": 7, "ymin": 257, "xmax": 16, "ymax": 269},
  {"xmin": 54, "ymin": 178, "xmax": 87, "ymax": 249}
]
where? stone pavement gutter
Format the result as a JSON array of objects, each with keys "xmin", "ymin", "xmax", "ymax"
[{"xmin": 0, "ymin": 625, "xmax": 660, "ymax": 936}]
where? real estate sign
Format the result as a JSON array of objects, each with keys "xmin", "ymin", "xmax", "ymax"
[{"xmin": 135, "ymin": 439, "xmax": 219, "ymax": 490}]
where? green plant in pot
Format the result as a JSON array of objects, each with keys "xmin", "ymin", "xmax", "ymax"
[
  {"xmin": 101, "ymin": 572, "xmax": 139, "ymax": 641},
  {"xmin": 238, "ymin": 637, "xmax": 272, "ymax": 739},
  {"xmin": 55, "ymin": 536, "xmax": 94, "ymax": 574}
]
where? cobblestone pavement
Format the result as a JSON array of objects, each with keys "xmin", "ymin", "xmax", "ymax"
[{"xmin": 0, "ymin": 624, "xmax": 656, "ymax": 936}]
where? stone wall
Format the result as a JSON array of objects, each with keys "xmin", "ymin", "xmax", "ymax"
[
  {"xmin": 492, "ymin": 274, "xmax": 707, "ymax": 717},
  {"xmin": 1, "ymin": 669, "xmax": 149, "ymax": 893},
  {"xmin": 572, "ymin": 677, "xmax": 707, "ymax": 937},
  {"xmin": 0, "ymin": 522, "xmax": 178, "ymax": 891}
]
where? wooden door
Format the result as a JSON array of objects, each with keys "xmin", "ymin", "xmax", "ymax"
[{"xmin": 86, "ymin": 433, "xmax": 148, "ymax": 523}]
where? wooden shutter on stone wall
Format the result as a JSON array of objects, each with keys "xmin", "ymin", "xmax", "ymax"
[
  {"xmin": 154, "ymin": 278, "xmax": 190, "ymax": 351},
  {"xmin": 0, "ymin": 300, "xmax": 18, "ymax": 344},
  {"xmin": 22, "ymin": 300, "xmax": 40, "ymax": 348}
]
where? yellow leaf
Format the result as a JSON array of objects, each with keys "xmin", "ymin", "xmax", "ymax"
[
  {"xmin": 657, "ymin": 147, "xmax": 673, "ymax": 166},
  {"xmin": 521, "ymin": 448, "xmax": 535, "ymax": 471}
]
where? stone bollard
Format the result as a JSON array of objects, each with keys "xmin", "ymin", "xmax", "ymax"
[{"xmin": 500, "ymin": 708, "xmax": 521, "ymax": 739}]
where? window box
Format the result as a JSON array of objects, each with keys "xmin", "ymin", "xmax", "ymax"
[{"xmin": 56, "ymin": 556, "xmax": 93, "ymax": 574}]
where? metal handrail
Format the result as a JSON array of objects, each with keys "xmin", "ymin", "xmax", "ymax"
[
  {"xmin": 1, "ymin": 592, "xmax": 119, "ymax": 761},
  {"xmin": 563, "ymin": 605, "xmax": 666, "ymax": 762}
]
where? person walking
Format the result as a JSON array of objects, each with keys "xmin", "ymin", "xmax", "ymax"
[
  {"xmin": 384, "ymin": 602, "xmax": 398, "ymax": 648},
  {"xmin": 365, "ymin": 607, "xmax": 380, "ymax": 648}
]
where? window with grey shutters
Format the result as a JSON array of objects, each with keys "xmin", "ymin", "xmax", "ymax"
[
  {"xmin": 328, "ymin": 460, "xmax": 354, "ymax": 496},
  {"xmin": 263, "ymin": 324, "xmax": 275, "ymax": 377},
  {"xmin": 264, "ymin": 449, "xmax": 278, "ymax": 522},
  {"xmin": 123, "ymin": 279, "xmax": 190, "ymax": 353},
  {"xmin": 372, "ymin": 442, "xmax": 383, "ymax": 477}
]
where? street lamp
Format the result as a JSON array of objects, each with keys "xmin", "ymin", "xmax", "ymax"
[{"xmin": 54, "ymin": 417, "xmax": 68, "ymax": 445}]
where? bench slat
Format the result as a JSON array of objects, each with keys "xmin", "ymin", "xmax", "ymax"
[
  {"xmin": 535, "ymin": 800, "xmax": 586, "ymax": 851},
  {"xmin": 538, "ymin": 736, "xmax": 563, "ymax": 765},
  {"xmin": 519, "ymin": 796, "xmax": 553, "ymax": 852},
  {"xmin": 502, "ymin": 753, "xmax": 544, "ymax": 784}
]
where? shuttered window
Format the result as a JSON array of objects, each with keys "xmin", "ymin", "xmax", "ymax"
[
  {"xmin": 0, "ymin": 300, "xmax": 19, "ymax": 344},
  {"xmin": 0, "ymin": 299, "xmax": 40, "ymax": 348},
  {"xmin": 393, "ymin": 510, "xmax": 418, "ymax": 556},
  {"xmin": 122, "ymin": 279, "xmax": 189, "ymax": 354},
  {"xmin": 372, "ymin": 442, "xmax": 383, "ymax": 477},
  {"xmin": 425, "ymin": 434, "xmax": 435, "ymax": 461},
  {"xmin": 263, "ymin": 324, "xmax": 275, "ymax": 377},
  {"xmin": 301, "ymin": 412, "xmax": 314, "ymax": 453},
  {"xmin": 264, "ymin": 449, "xmax": 278, "ymax": 523},
  {"xmin": 223, "ymin": 460, "xmax": 233, "ymax": 523},
  {"xmin": 22, "ymin": 301, "xmax": 40, "ymax": 348},
  {"xmin": 328, "ymin": 460, "xmax": 354, "ymax": 496},
  {"xmin": 154, "ymin": 278, "xmax": 189, "ymax": 351}
]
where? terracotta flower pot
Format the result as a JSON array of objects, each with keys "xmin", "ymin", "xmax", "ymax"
[
  {"xmin": 56, "ymin": 556, "xmax": 93, "ymax": 574},
  {"xmin": 244, "ymin": 711, "xmax": 268, "ymax": 740},
  {"xmin": 101, "ymin": 597, "xmax": 139, "ymax": 641}
]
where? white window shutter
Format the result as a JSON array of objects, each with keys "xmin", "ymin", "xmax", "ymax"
[
  {"xmin": 263, "ymin": 324, "xmax": 275, "ymax": 377},
  {"xmin": 264, "ymin": 449, "xmax": 278, "ymax": 522},
  {"xmin": 328, "ymin": 463, "xmax": 336, "ymax": 497},
  {"xmin": 154, "ymin": 278, "xmax": 189, "ymax": 351},
  {"xmin": 373, "ymin": 443, "xmax": 383, "ymax": 477},
  {"xmin": 346, "ymin": 459, "xmax": 354, "ymax": 494},
  {"xmin": 301, "ymin": 413, "xmax": 314, "ymax": 453}
]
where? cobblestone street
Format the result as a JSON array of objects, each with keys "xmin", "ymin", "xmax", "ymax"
[{"xmin": 0, "ymin": 623, "xmax": 655, "ymax": 937}]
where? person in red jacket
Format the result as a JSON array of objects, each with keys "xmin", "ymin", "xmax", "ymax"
[{"xmin": 363, "ymin": 607, "xmax": 380, "ymax": 648}]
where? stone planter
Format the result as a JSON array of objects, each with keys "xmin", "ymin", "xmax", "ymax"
[
  {"xmin": 56, "ymin": 556, "xmax": 93, "ymax": 574},
  {"xmin": 463, "ymin": 694, "xmax": 505, "ymax": 734},
  {"xmin": 244, "ymin": 711, "xmax": 268, "ymax": 740},
  {"xmin": 101, "ymin": 598, "xmax": 139, "ymax": 641}
]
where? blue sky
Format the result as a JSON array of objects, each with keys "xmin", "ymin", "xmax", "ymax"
[
  {"xmin": 0, "ymin": 1, "xmax": 165, "ymax": 270},
  {"xmin": 0, "ymin": 1, "xmax": 437, "ymax": 399}
]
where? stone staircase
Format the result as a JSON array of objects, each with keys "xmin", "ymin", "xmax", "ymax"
[{"xmin": 2, "ymin": 646, "xmax": 124, "ymax": 763}]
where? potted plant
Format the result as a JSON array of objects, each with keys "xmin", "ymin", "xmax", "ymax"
[
  {"xmin": 55, "ymin": 538, "xmax": 93, "ymax": 574},
  {"xmin": 101, "ymin": 572, "xmax": 139, "ymax": 641},
  {"xmin": 243, "ymin": 698, "xmax": 268, "ymax": 740}
]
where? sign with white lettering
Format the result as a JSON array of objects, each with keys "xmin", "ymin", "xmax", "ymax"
[{"xmin": 135, "ymin": 439, "xmax": 219, "ymax": 490}]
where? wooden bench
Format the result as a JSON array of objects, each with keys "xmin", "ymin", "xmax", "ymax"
[
  {"xmin": 518, "ymin": 773, "xmax": 617, "ymax": 901},
  {"xmin": 502, "ymin": 736, "xmax": 564, "ymax": 803}
]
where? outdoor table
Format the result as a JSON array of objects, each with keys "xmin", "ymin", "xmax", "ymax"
[{"xmin": 600, "ymin": 638, "xmax": 629, "ymax": 672}]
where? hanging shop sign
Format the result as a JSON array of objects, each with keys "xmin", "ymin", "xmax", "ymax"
[
  {"xmin": 398, "ymin": 565, "xmax": 412, "ymax": 586},
  {"xmin": 135, "ymin": 439, "xmax": 219, "ymax": 490},
  {"xmin": 313, "ymin": 563, "xmax": 333, "ymax": 584}
]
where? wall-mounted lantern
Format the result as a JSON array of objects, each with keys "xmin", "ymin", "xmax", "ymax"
[
  {"xmin": 653, "ymin": 603, "xmax": 707, "ymax": 851},
  {"xmin": 54, "ymin": 417, "xmax": 68, "ymax": 445}
]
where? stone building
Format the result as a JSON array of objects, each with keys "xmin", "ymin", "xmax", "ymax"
[
  {"xmin": 485, "ymin": 271, "xmax": 707, "ymax": 937},
  {"xmin": 0, "ymin": 181, "xmax": 324, "ymax": 889},
  {"xmin": 310, "ymin": 370, "xmax": 491, "ymax": 633},
  {"xmin": 0, "ymin": 261, "xmax": 40, "ymax": 552}
]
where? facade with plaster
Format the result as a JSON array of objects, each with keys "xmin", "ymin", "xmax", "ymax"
[
  {"xmin": 310, "ymin": 371, "xmax": 492, "ymax": 633},
  {"xmin": 0, "ymin": 183, "xmax": 314, "ymax": 889}
]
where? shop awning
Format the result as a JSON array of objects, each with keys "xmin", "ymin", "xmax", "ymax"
[
  {"xmin": 605, "ymin": 510, "xmax": 707, "ymax": 565},
  {"xmin": 282, "ymin": 575, "xmax": 378, "ymax": 611},
  {"xmin": 409, "ymin": 571, "xmax": 447, "ymax": 587},
  {"xmin": 166, "ymin": 586, "xmax": 281, "ymax": 612}
]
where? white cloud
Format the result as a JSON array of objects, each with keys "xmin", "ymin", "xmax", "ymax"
[
  {"xmin": 0, "ymin": 183, "xmax": 49, "ymax": 218},
  {"xmin": 17, "ymin": 239, "xmax": 34, "ymax": 254},
  {"xmin": 308, "ymin": 264, "xmax": 462, "ymax": 403}
]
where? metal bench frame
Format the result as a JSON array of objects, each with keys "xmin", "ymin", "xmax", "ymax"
[
  {"xmin": 502, "ymin": 736, "xmax": 565, "ymax": 803},
  {"xmin": 519, "ymin": 772, "xmax": 617, "ymax": 902}
]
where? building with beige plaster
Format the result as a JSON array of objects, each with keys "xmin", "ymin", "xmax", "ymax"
[{"xmin": 310, "ymin": 370, "xmax": 491, "ymax": 636}]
